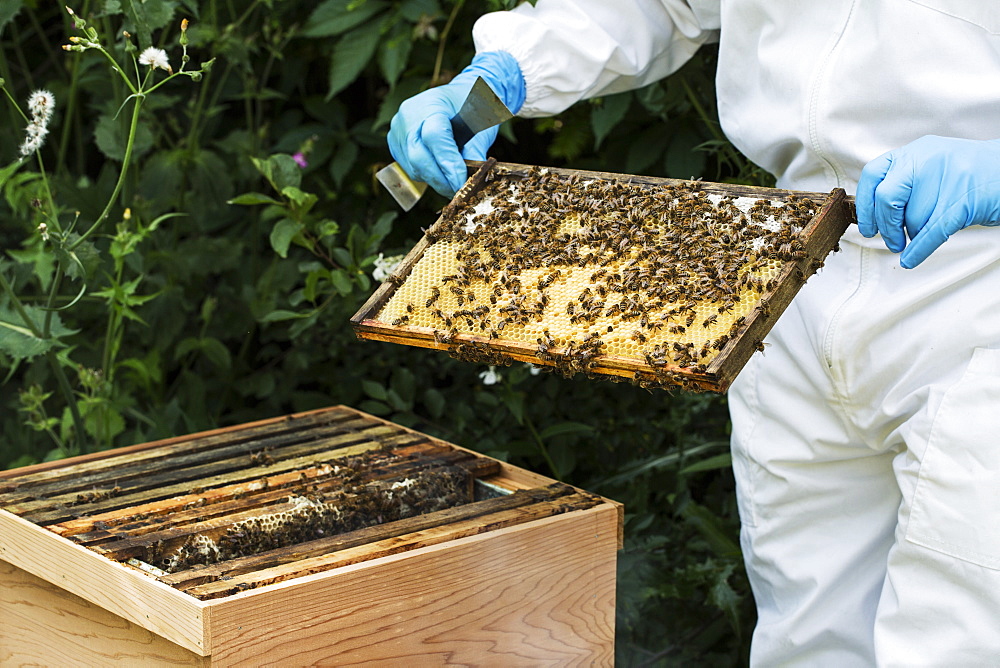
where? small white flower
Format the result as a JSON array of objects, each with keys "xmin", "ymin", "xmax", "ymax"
[
  {"xmin": 28, "ymin": 90, "xmax": 55, "ymax": 123},
  {"xmin": 524, "ymin": 363, "xmax": 542, "ymax": 376},
  {"xmin": 138, "ymin": 46, "xmax": 171, "ymax": 72},
  {"xmin": 19, "ymin": 90, "xmax": 55, "ymax": 157},
  {"xmin": 479, "ymin": 366, "xmax": 502, "ymax": 385},
  {"xmin": 372, "ymin": 252, "xmax": 403, "ymax": 282},
  {"xmin": 38, "ymin": 223, "xmax": 49, "ymax": 241}
]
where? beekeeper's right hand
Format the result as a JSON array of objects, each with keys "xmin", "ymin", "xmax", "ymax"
[{"xmin": 387, "ymin": 51, "xmax": 525, "ymax": 197}]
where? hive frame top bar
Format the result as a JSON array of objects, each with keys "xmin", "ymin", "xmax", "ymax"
[{"xmin": 352, "ymin": 160, "xmax": 852, "ymax": 392}]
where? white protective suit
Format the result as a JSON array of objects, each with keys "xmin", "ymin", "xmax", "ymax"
[{"xmin": 474, "ymin": 1, "xmax": 1000, "ymax": 665}]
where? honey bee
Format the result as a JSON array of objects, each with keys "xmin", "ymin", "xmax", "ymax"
[
  {"xmin": 392, "ymin": 315, "xmax": 410, "ymax": 326},
  {"xmin": 702, "ymin": 314, "xmax": 718, "ymax": 328},
  {"xmin": 425, "ymin": 287, "xmax": 441, "ymax": 308}
]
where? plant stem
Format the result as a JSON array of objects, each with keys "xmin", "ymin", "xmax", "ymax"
[
  {"xmin": 433, "ymin": 0, "xmax": 465, "ymax": 85},
  {"xmin": 525, "ymin": 415, "xmax": 561, "ymax": 481},
  {"xmin": 70, "ymin": 93, "xmax": 144, "ymax": 250},
  {"xmin": 46, "ymin": 350, "xmax": 86, "ymax": 454},
  {"xmin": 0, "ymin": 271, "xmax": 87, "ymax": 450}
]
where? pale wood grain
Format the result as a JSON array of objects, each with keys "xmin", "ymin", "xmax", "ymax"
[
  {"xmin": 0, "ymin": 509, "xmax": 208, "ymax": 655},
  {"xmin": 0, "ymin": 560, "xmax": 209, "ymax": 667},
  {"xmin": 205, "ymin": 504, "xmax": 618, "ymax": 667}
]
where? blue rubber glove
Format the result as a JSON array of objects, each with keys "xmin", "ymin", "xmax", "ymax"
[
  {"xmin": 857, "ymin": 135, "xmax": 1000, "ymax": 268},
  {"xmin": 388, "ymin": 51, "xmax": 526, "ymax": 197}
]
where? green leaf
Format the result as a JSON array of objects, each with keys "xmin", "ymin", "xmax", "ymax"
[
  {"xmin": 198, "ymin": 337, "xmax": 232, "ymax": 369},
  {"xmin": 93, "ymin": 111, "xmax": 155, "ymax": 162},
  {"xmin": 326, "ymin": 17, "xmax": 384, "ymax": 100},
  {"xmin": 680, "ymin": 453, "xmax": 733, "ymax": 475},
  {"xmin": 626, "ymin": 126, "xmax": 670, "ymax": 174},
  {"xmin": 252, "ymin": 154, "xmax": 302, "ymax": 192},
  {"xmin": 385, "ymin": 388, "xmax": 408, "ymax": 411},
  {"xmin": 228, "ymin": 192, "xmax": 282, "ymax": 206},
  {"xmin": 331, "ymin": 247, "xmax": 353, "ymax": 268},
  {"xmin": 367, "ymin": 211, "xmax": 396, "ymax": 251},
  {"xmin": 329, "ymin": 140, "xmax": 359, "ymax": 187},
  {"xmin": 270, "ymin": 219, "xmax": 304, "ymax": 258},
  {"xmin": 399, "ymin": 0, "xmax": 441, "ymax": 22},
  {"xmin": 424, "ymin": 388, "xmax": 445, "ymax": 418},
  {"xmin": 377, "ymin": 20, "xmax": 413, "ymax": 88},
  {"xmin": 501, "ymin": 391, "xmax": 524, "ymax": 425},
  {"xmin": 122, "ymin": 0, "xmax": 153, "ymax": 48},
  {"xmin": 259, "ymin": 309, "xmax": 308, "ymax": 323},
  {"xmin": 392, "ymin": 367, "xmax": 415, "ymax": 402},
  {"xmin": 664, "ymin": 129, "xmax": 707, "ymax": 180},
  {"xmin": 329, "ymin": 269, "xmax": 353, "ymax": 295},
  {"xmin": 680, "ymin": 502, "xmax": 741, "ymax": 558},
  {"xmin": 122, "ymin": 0, "xmax": 178, "ymax": 47},
  {"xmin": 303, "ymin": 0, "xmax": 388, "ymax": 38},
  {"xmin": 358, "ymin": 399, "xmax": 390, "ymax": 416},
  {"xmin": 591, "ymin": 92, "xmax": 631, "ymax": 150},
  {"xmin": 709, "ymin": 563, "xmax": 742, "ymax": 638},
  {"xmin": 0, "ymin": 0, "xmax": 24, "ymax": 36},
  {"xmin": 281, "ymin": 186, "xmax": 319, "ymax": 216},
  {"xmin": 548, "ymin": 441, "xmax": 577, "ymax": 478},
  {"xmin": 0, "ymin": 305, "xmax": 77, "ymax": 361},
  {"xmin": 0, "ymin": 159, "xmax": 22, "ymax": 189},
  {"xmin": 539, "ymin": 420, "xmax": 594, "ymax": 440}
]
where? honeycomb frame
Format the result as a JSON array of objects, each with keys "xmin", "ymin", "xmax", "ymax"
[{"xmin": 353, "ymin": 160, "xmax": 852, "ymax": 392}]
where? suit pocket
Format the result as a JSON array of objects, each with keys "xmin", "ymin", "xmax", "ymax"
[{"xmin": 905, "ymin": 347, "xmax": 1000, "ymax": 569}]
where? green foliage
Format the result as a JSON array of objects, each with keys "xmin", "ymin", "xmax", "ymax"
[{"xmin": 0, "ymin": 1, "xmax": 769, "ymax": 663}]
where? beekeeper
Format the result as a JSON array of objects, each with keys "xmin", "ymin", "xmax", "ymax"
[{"xmin": 388, "ymin": 1, "xmax": 1000, "ymax": 664}]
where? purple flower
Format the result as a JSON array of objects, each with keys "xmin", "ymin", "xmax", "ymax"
[{"xmin": 292, "ymin": 152, "xmax": 308, "ymax": 169}]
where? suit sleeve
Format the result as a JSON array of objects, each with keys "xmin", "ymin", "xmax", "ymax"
[{"xmin": 473, "ymin": 0, "xmax": 720, "ymax": 118}]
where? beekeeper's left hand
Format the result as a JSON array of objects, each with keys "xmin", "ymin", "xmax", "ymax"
[{"xmin": 857, "ymin": 135, "xmax": 1000, "ymax": 268}]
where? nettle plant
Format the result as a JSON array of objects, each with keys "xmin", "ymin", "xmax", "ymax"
[{"xmin": 0, "ymin": 8, "xmax": 213, "ymax": 457}]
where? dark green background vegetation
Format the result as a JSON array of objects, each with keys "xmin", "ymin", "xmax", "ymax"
[{"xmin": 1, "ymin": 1, "xmax": 772, "ymax": 663}]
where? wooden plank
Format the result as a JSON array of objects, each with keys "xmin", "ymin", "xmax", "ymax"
[
  {"xmin": 0, "ymin": 416, "xmax": 390, "ymax": 505},
  {"xmin": 186, "ymin": 491, "xmax": 606, "ymax": 600},
  {"xmin": 162, "ymin": 483, "xmax": 578, "ymax": 592},
  {"xmin": 47, "ymin": 438, "xmax": 457, "ymax": 539},
  {"xmin": 0, "ymin": 509, "xmax": 208, "ymax": 655},
  {"xmin": 0, "ymin": 559, "xmax": 209, "ymax": 667},
  {"xmin": 14, "ymin": 431, "xmax": 429, "ymax": 525},
  {"xmin": 0, "ymin": 418, "xmax": 402, "ymax": 510},
  {"xmin": 204, "ymin": 504, "xmax": 619, "ymax": 667},
  {"xmin": 0, "ymin": 406, "xmax": 351, "ymax": 489}
]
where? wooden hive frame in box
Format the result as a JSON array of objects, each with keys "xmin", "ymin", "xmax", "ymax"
[
  {"xmin": 352, "ymin": 160, "xmax": 853, "ymax": 392},
  {"xmin": 0, "ymin": 406, "xmax": 621, "ymax": 666}
]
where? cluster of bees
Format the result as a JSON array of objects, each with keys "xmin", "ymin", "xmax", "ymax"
[
  {"xmin": 377, "ymin": 166, "xmax": 822, "ymax": 391},
  {"xmin": 157, "ymin": 451, "xmax": 472, "ymax": 572}
]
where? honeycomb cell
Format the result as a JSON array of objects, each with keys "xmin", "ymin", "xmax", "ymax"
[{"xmin": 374, "ymin": 167, "xmax": 820, "ymax": 388}]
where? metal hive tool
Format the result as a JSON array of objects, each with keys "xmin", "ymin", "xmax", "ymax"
[{"xmin": 353, "ymin": 160, "xmax": 853, "ymax": 392}]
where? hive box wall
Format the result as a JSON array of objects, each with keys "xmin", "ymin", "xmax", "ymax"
[{"xmin": 0, "ymin": 408, "xmax": 620, "ymax": 666}]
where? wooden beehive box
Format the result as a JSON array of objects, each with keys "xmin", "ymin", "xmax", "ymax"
[
  {"xmin": 0, "ymin": 406, "xmax": 621, "ymax": 666},
  {"xmin": 353, "ymin": 160, "xmax": 852, "ymax": 392}
]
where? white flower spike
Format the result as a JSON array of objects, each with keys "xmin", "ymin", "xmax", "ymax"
[
  {"xmin": 19, "ymin": 90, "xmax": 55, "ymax": 157},
  {"xmin": 138, "ymin": 46, "xmax": 171, "ymax": 72},
  {"xmin": 28, "ymin": 90, "xmax": 55, "ymax": 123}
]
